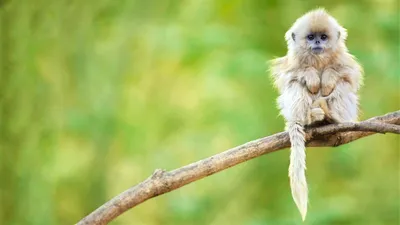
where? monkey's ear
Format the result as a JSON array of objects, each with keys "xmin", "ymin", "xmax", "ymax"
[
  {"xmin": 291, "ymin": 33, "xmax": 295, "ymax": 41},
  {"xmin": 337, "ymin": 27, "xmax": 348, "ymax": 40}
]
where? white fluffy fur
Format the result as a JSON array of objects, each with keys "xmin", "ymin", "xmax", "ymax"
[
  {"xmin": 288, "ymin": 121, "xmax": 308, "ymax": 221},
  {"xmin": 269, "ymin": 8, "xmax": 363, "ymax": 220}
]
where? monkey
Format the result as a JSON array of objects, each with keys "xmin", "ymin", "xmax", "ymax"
[{"xmin": 269, "ymin": 9, "xmax": 363, "ymax": 220}]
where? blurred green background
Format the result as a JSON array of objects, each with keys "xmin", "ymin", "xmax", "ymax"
[{"xmin": 0, "ymin": 0, "xmax": 399, "ymax": 224}]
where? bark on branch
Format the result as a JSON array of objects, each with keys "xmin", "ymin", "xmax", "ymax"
[{"xmin": 77, "ymin": 111, "xmax": 400, "ymax": 225}]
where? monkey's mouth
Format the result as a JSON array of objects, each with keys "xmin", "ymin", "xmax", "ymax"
[{"xmin": 311, "ymin": 47, "xmax": 324, "ymax": 54}]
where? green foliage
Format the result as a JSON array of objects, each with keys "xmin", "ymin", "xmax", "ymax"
[{"xmin": 0, "ymin": 1, "xmax": 398, "ymax": 224}]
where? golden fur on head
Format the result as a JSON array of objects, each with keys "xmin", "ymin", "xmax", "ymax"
[{"xmin": 285, "ymin": 8, "xmax": 348, "ymax": 56}]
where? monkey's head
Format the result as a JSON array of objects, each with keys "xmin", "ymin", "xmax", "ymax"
[{"xmin": 285, "ymin": 9, "xmax": 347, "ymax": 56}]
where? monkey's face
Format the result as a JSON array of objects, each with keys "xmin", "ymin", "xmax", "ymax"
[
  {"xmin": 289, "ymin": 29, "xmax": 338, "ymax": 56},
  {"xmin": 306, "ymin": 32, "xmax": 329, "ymax": 54},
  {"xmin": 286, "ymin": 9, "xmax": 347, "ymax": 58}
]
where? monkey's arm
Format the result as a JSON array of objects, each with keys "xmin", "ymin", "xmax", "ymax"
[
  {"xmin": 270, "ymin": 58, "xmax": 320, "ymax": 95},
  {"xmin": 326, "ymin": 82, "xmax": 360, "ymax": 122},
  {"xmin": 299, "ymin": 67, "xmax": 320, "ymax": 94},
  {"xmin": 321, "ymin": 56, "xmax": 363, "ymax": 96},
  {"xmin": 269, "ymin": 57, "xmax": 290, "ymax": 92},
  {"xmin": 321, "ymin": 68, "xmax": 339, "ymax": 97}
]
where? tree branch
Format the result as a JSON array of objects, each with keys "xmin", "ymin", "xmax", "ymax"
[{"xmin": 77, "ymin": 111, "xmax": 400, "ymax": 225}]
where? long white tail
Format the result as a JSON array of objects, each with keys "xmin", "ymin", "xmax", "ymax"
[{"xmin": 288, "ymin": 122, "xmax": 308, "ymax": 221}]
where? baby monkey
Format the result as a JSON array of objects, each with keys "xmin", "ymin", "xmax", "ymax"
[{"xmin": 270, "ymin": 9, "xmax": 363, "ymax": 220}]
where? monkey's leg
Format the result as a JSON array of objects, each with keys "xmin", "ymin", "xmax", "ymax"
[
  {"xmin": 321, "ymin": 68, "xmax": 339, "ymax": 97},
  {"xmin": 301, "ymin": 67, "xmax": 320, "ymax": 94},
  {"xmin": 278, "ymin": 82, "xmax": 323, "ymax": 126},
  {"xmin": 326, "ymin": 82, "xmax": 359, "ymax": 122}
]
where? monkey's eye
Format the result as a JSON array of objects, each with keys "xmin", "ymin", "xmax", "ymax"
[
  {"xmin": 321, "ymin": 34, "xmax": 328, "ymax": 40},
  {"xmin": 307, "ymin": 34, "xmax": 314, "ymax": 40}
]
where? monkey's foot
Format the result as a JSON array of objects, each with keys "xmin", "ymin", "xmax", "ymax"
[{"xmin": 310, "ymin": 108, "xmax": 325, "ymax": 122}]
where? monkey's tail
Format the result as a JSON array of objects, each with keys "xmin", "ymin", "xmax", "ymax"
[{"xmin": 288, "ymin": 122, "xmax": 308, "ymax": 221}]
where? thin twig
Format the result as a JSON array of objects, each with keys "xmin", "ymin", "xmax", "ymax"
[{"xmin": 77, "ymin": 111, "xmax": 400, "ymax": 225}]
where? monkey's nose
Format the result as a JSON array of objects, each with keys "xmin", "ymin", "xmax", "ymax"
[{"xmin": 315, "ymin": 40, "xmax": 320, "ymax": 44}]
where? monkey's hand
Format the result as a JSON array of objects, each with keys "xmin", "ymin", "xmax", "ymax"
[
  {"xmin": 302, "ymin": 68, "xmax": 320, "ymax": 94},
  {"xmin": 321, "ymin": 68, "xmax": 339, "ymax": 97}
]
